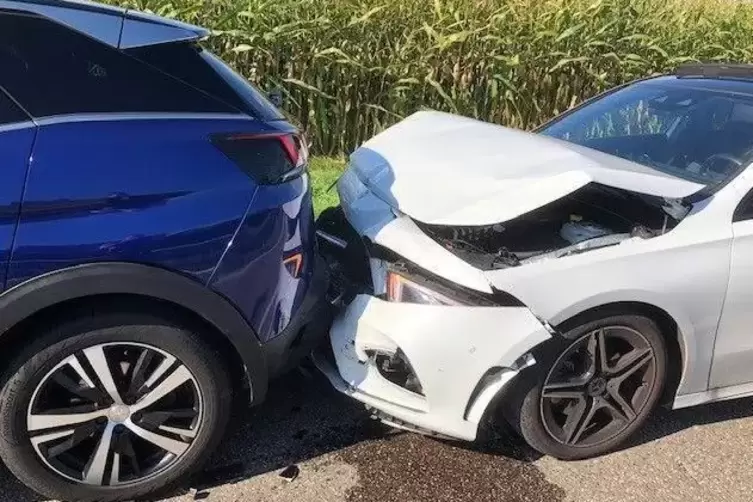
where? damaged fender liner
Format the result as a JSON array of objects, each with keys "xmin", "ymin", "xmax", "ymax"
[{"xmin": 418, "ymin": 183, "xmax": 682, "ymax": 271}]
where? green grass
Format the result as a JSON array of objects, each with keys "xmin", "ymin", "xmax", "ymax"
[{"xmin": 309, "ymin": 157, "xmax": 345, "ymax": 215}]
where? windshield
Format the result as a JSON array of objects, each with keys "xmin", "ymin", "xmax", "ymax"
[{"xmin": 539, "ymin": 79, "xmax": 753, "ymax": 187}]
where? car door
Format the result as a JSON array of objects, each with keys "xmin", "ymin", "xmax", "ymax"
[
  {"xmin": 0, "ymin": 89, "xmax": 35, "ymax": 290},
  {"xmin": 709, "ymin": 166, "xmax": 753, "ymax": 390}
]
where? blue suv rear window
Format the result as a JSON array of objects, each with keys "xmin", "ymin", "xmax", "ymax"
[
  {"xmin": 127, "ymin": 42, "xmax": 285, "ymax": 121},
  {"xmin": 0, "ymin": 12, "xmax": 235, "ymax": 118}
]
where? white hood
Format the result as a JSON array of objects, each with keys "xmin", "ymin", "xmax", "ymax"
[{"xmin": 348, "ymin": 111, "xmax": 704, "ymax": 226}]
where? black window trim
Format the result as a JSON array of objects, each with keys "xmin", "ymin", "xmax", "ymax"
[{"xmin": 733, "ymin": 185, "xmax": 753, "ymax": 222}]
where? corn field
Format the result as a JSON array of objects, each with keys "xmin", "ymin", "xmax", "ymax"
[{"xmin": 110, "ymin": 0, "xmax": 753, "ymax": 156}]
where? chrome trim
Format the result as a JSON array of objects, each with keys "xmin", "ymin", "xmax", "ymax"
[
  {"xmin": 0, "ymin": 121, "xmax": 36, "ymax": 133},
  {"xmin": 316, "ymin": 230, "xmax": 348, "ymax": 249},
  {"xmin": 35, "ymin": 112, "xmax": 252, "ymax": 126}
]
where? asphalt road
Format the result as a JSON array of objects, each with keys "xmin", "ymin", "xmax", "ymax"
[{"xmin": 4, "ymin": 369, "xmax": 753, "ymax": 502}]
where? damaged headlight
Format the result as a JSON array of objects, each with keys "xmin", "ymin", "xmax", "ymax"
[{"xmin": 386, "ymin": 271, "xmax": 464, "ymax": 306}]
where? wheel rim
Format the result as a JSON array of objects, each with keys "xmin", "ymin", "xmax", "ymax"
[
  {"xmin": 27, "ymin": 342, "xmax": 203, "ymax": 486},
  {"xmin": 540, "ymin": 326, "xmax": 656, "ymax": 449}
]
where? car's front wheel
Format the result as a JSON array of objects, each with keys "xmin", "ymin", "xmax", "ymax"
[
  {"xmin": 0, "ymin": 309, "xmax": 232, "ymax": 502},
  {"xmin": 505, "ymin": 314, "xmax": 667, "ymax": 460}
]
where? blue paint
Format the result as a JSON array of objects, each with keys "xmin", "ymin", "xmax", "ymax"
[
  {"xmin": 0, "ymin": 1, "xmax": 320, "ymax": 347},
  {"xmin": 8, "ymin": 117, "xmax": 256, "ymax": 286},
  {"xmin": 210, "ymin": 174, "xmax": 316, "ymax": 342},
  {"xmin": 0, "ymin": 126, "xmax": 35, "ymax": 288},
  {"xmin": 4, "ymin": 115, "xmax": 313, "ymax": 341}
]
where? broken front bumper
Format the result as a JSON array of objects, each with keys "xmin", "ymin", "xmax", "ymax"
[{"xmin": 313, "ymin": 293, "xmax": 551, "ymax": 441}]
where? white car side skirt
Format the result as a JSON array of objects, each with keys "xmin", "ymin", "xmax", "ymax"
[{"xmin": 673, "ymin": 381, "xmax": 753, "ymax": 410}]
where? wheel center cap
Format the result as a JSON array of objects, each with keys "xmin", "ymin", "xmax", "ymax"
[
  {"xmin": 587, "ymin": 377, "xmax": 607, "ymax": 397},
  {"xmin": 107, "ymin": 404, "xmax": 131, "ymax": 423}
]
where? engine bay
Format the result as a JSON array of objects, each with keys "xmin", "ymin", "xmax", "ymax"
[{"xmin": 418, "ymin": 183, "xmax": 678, "ymax": 270}]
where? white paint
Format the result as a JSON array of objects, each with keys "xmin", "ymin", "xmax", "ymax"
[
  {"xmin": 323, "ymin": 110, "xmax": 753, "ymax": 442},
  {"xmin": 338, "ymin": 166, "xmax": 492, "ymax": 292},
  {"xmin": 673, "ymin": 381, "xmax": 753, "ymax": 409},
  {"xmin": 319, "ymin": 294, "xmax": 550, "ymax": 440},
  {"xmin": 349, "ymin": 110, "xmax": 703, "ymax": 226}
]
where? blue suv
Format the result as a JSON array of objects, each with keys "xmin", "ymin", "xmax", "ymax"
[{"xmin": 0, "ymin": 2, "xmax": 329, "ymax": 500}]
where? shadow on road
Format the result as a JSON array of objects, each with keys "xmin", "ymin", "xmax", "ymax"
[
  {"xmin": 3, "ymin": 368, "xmax": 753, "ymax": 501},
  {"xmin": 628, "ymin": 395, "xmax": 753, "ymax": 449},
  {"xmin": 171, "ymin": 368, "xmax": 387, "ymax": 497}
]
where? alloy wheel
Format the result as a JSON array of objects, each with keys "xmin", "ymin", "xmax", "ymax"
[
  {"xmin": 540, "ymin": 326, "xmax": 657, "ymax": 448},
  {"xmin": 27, "ymin": 342, "xmax": 202, "ymax": 486}
]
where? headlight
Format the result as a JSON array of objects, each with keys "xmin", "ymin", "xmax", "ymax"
[{"xmin": 386, "ymin": 271, "xmax": 463, "ymax": 306}]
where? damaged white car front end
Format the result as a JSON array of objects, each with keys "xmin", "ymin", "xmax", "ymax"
[{"xmin": 315, "ymin": 78, "xmax": 753, "ymax": 457}]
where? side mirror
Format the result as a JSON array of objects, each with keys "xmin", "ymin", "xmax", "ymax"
[{"xmin": 268, "ymin": 89, "xmax": 283, "ymax": 109}]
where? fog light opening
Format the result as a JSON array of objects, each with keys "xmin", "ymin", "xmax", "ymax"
[{"xmin": 370, "ymin": 350, "xmax": 424, "ymax": 396}]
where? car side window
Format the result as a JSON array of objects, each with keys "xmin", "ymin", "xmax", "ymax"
[
  {"xmin": 0, "ymin": 12, "xmax": 234, "ymax": 118},
  {"xmin": 0, "ymin": 89, "xmax": 28, "ymax": 126},
  {"xmin": 127, "ymin": 43, "xmax": 284, "ymax": 121}
]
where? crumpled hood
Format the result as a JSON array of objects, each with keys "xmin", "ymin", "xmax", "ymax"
[{"xmin": 347, "ymin": 111, "xmax": 704, "ymax": 226}]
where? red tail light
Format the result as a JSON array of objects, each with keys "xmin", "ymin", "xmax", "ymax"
[
  {"xmin": 280, "ymin": 134, "xmax": 309, "ymax": 169},
  {"xmin": 283, "ymin": 252, "xmax": 304, "ymax": 278},
  {"xmin": 212, "ymin": 131, "xmax": 309, "ymax": 184}
]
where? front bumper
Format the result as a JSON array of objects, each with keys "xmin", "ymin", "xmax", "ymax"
[{"xmin": 313, "ymin": 293, "xmax": 551, "ymax": 441}]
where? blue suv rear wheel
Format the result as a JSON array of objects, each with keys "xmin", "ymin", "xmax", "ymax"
[{"xmin": 0, "ymin": 308, "xmax": 232, "ymax": 502}]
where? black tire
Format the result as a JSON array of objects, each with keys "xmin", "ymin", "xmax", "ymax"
[
  {"xmin": 0, "ymin": 309, "xmax": 232, "ymax": 502},
  {"xmin": 504, "ymin": 314, "xmax": 667, "ymax": 460}
]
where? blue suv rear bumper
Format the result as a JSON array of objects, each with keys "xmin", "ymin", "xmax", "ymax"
[{"xmin": 261, "ymin": 254, "xmax": 332, "ymax": 378}]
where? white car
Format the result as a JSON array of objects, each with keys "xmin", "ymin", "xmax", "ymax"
[{"xmin": 315, "ymin": 64, "xmax": 753, "ymax": 459}]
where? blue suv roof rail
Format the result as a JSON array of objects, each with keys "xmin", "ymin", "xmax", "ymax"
[{"xmin": 0, "ymin": 0, "xmax": 209, "ymax": 48}]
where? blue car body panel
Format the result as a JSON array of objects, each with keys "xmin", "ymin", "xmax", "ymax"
[
  {"xmin": 8, "ymin": 116, "xmax": 256, "ymax": 287},
  {"xmin": 0, "ymin": 1, "xmax": 329, "ymax": 407},
  {"xmin": 210, "ymin": 174, "xmax": 316, "ymax": 342},
  {"xmin": 0, "ymin": 4, "xmax": 331, "ymax": 497},
  {"xmin": 5, "ymin": 115, "xmax": 317, "ymax": 342},
  {"xmin": 0, "ymin": 125, "xmax": 36, "ymax": 289}
]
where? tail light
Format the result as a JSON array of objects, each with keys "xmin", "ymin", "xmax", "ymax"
[
  {"xmin": 283, "ymin": 252, "xmax": 304, "ymax": 278},
  {"xmin": 212, "ymin": 131, "xmax": 309, "ymax": 184}
]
